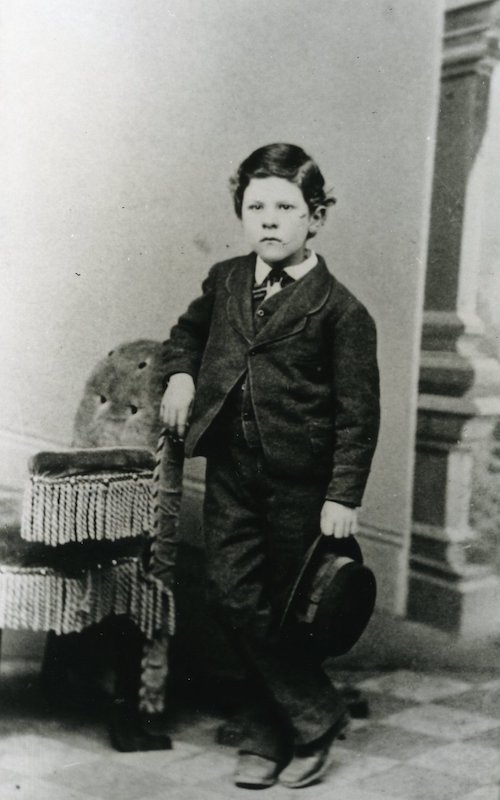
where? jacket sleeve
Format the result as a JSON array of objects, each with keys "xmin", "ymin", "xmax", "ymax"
[
  {"xmin": 325, "ymin": 300, "xmax": 380, "ymax": 507},
  {"xmin": 161, "ymin": 264, "xmax": 217, "ymax": 389}
]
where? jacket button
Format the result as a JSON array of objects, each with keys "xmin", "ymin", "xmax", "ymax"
[{"xmin": 256, "ymin": 309, "xmax": 265, "ymax": 317}]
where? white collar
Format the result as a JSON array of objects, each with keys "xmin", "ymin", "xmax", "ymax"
[{"xmin": 255, "ymin": 250, "xmax": 318, "ymax": 284}]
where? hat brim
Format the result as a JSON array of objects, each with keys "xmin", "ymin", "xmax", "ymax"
[{"xmin": 280, "ymin": 535, "xmax": 376, "ymax": 659}]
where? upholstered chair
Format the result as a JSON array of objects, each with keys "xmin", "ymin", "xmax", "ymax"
[{"xmin": 0, "ymin": 340, "xmax": 180, "ymax": 750}]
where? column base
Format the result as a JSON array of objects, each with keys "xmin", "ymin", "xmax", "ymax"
[{"xmin": 408, "ymin": 567, "xmax": 500, "ymax": 638}]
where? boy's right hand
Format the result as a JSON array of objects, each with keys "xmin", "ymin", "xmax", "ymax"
[{"xmin": 160, "ymin": 373, "xmax": 195, "ymax": 441}]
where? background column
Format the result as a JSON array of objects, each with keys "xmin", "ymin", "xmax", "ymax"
[{"xmin": 410, "ymin": 0, "xmax": 500, "ymax": 636}]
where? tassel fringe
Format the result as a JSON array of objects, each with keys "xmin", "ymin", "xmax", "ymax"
[
  {"xmin": 0, "ymin": 558, "xmax": 174, "ymax": 639},
  {"xmin": 21, "ymin": 471, "xmax": 153, "ymax": 546}
]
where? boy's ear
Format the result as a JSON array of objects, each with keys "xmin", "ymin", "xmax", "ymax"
[{"xmin": 308, "ymin": 206, "xmax": 326, "ymax": 236}]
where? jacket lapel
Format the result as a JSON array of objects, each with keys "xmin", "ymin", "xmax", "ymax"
[
  {"xmin": 225, "ymin": 254, "xmax": 333, "ymax": 348},
  {"xmin": 225, "ymin": 254, "xmax": 257, "ymax": 345},
  {"xmin": 252, "ymin": 257, "xmax": 332, "ymax": 349}
]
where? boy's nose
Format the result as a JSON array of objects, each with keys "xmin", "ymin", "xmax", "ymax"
[{"xmin": 262, "ymin": 218, "xmax": 278, "ymax": 229}]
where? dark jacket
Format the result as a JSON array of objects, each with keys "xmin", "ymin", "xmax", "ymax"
[{"xmin": 162, "ymin": 253, "xmax": 380, "ymax": 507}]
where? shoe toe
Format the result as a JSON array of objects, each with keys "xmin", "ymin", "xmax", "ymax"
[
  {"xmin": 279, "ymin": 715, "xmax": 349, "ymax": 789},
  {"xmin": 234, "ymin": 753, "xmax": 280, "ymax": 789},
  {"xmin": 279, "ymin": 749, "xmax": 329, "ymax": 788}
]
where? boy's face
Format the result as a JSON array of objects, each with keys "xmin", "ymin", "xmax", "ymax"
[{"xmin": 241, "ymin": 177, "xmax": 324, "ymax": 267}]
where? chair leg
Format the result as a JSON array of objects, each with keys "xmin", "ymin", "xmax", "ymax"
[
  {"xmin": 40, "ymin": 631, "xmax": 71, "ymax": 703},
  {"xmin": 108, "ymin": 619, "xmax": 172, "ymax": 753},
  {"xmin": 111, "ymin": 618, "xmax": 143, "ymax": 703},
  {"xmin": 41, "ymin": 626, "xmax": 115, "ymax": 708}
]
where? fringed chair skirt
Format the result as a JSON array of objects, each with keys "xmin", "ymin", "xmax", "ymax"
[
  {"xmin": 21, "ymin": 448, "xmax": 155, "ymax": 546},
  {"xmin": 0, "ymin": 557, "xmax": 171, "ymax": 639}
]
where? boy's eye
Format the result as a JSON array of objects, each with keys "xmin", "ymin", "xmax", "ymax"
[
  {"xmin": 248, "ymin": 203, "xmax": 263, "ymax": 211},
  {"xmin": 279, "ymin": 204, "xmax": 294, "ymax": 211}
]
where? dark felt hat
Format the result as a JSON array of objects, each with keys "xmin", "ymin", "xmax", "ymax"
[{"xmin": 280, "ymin": 535, "xmax": 376, "ymax": 660}]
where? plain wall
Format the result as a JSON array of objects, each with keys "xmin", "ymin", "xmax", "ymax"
[{"xmin": 1, "ymin": 0, "xmax": 443, "ymax": 615}]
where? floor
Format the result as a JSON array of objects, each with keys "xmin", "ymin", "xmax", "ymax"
[{"xmin": 0, "ymin": 658, "xmax": 499, "ymax": 800}]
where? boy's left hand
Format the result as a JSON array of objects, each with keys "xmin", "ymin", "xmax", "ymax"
[{"xmin": 320, "ymin": 501, "xmax": 358, "ymax": 538}]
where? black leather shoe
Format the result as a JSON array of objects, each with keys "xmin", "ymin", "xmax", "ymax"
[
  {"xmin": 279, "ymin": 714, "xmax": 349, "ymax": 789},
  {"xmin": 234, "ymin": 752, "xmax": 281, "ymax": 789}
]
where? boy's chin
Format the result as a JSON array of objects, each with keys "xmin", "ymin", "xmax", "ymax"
[
  {"xmin": 255, "ymin": 246, "xmax": 300, "ymax": 267},
  {"xmin": 258, "ymin": 254, "xmax": 287, "ymax": 265}
]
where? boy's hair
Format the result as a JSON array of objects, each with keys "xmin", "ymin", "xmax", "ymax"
[{"xmin": 230, "ymin": 143, "xmax": 336, "ymax": 219}]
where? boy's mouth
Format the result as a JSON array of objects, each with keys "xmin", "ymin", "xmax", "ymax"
[{"xmin": 261, "ymin": 237, "xmax": 282, "ymax": 243}]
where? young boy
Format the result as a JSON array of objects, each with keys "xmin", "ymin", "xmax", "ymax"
[{"xmin": 160, "ymin": 143, "xmax": 380, "ymax": 789}]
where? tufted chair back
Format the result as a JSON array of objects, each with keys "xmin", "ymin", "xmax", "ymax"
[{"xmin": 73, "ymin": 340, "xmax": 164, "ymax": 451}]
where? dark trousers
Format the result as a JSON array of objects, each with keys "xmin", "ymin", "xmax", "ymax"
[{"xmin": 203, "ymin": 425, "xmax": 346, "ymax": 760}]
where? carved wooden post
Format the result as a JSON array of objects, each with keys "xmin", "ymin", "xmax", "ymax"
[{"xmin": 409, "ymin": 0, "xmax": 500, "ymax": 636}]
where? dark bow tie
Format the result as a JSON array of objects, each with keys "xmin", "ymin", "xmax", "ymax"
[
  {"xmin": 253, "ymin": 266, "xmax": 295, "ymax": 306},
  {"xmin": 262, "ymin": 266, "xmax": 295, "ymax": 288}
]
